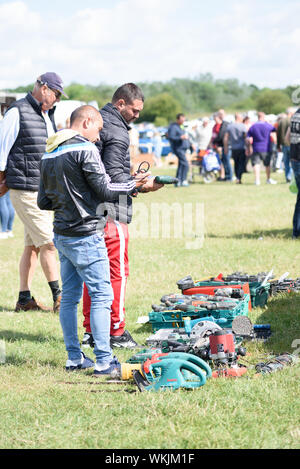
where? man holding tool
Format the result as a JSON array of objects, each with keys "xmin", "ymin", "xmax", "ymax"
[
  {"xmin": 82, "ymin": 84, "xmax": 163, "ymax": 350},
  {"xmin": 38, "ymin": 105, "xmax": 150, "ymax": 374}
]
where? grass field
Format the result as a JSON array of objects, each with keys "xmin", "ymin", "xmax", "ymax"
[{"xmin": 0, "ymin": 163, "xmax": 299, "ymax": 450}]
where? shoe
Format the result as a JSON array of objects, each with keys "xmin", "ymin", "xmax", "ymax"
[
  {"xmin": 110, "ymin": 330, "xmax": 139, "ymax": 349},
  {"xmin": 53, "ymin": 295, "xmax": 61, "ymax": 313},
  {"xmin": 82, "ymin": 332, "xmax": 95, "ymax": 349},
  {"xmin": 217, "ymin": 177, "xmax": 226, "ymax": 182},
  {"xmin": 174, "ymin": 182, "xmax": 181, "ymax": 187},
  {"xmin": 6, "ymin": 231, "xmax": 14, "ymax": 238},
  {"xmin": 93, "ymin": 357, "xmax": 121, "ymax": 377},
  {"xmin": 66, "ymin": 351, "xmax": 94, "ymax": 371},
  {"xmin": 181, "ymin": 180, "xmax": 189, "ymax": 187},
  {"xmin": 266, "ymin": 178, "xmax": 277, "ymax": 185},
  {"xmin": 15, "ymin": 297, "xmax": 51, "ymax": 312},
  {"xmin": 255, "ymin": 180, "xmax": 261, "ymax": 186},
  {"xmin": 0, "ymin": 232, "xmax": 8, "ymax": 239}
]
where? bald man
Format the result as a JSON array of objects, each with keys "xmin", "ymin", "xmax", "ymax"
[{"xmin": 38, "ymin": 105, "xmax": 149, "ymax": 375}]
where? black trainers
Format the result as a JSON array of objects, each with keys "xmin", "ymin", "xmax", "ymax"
[
  {"xmin": 81, "ymin": 332, "xmax": 95, "ymax": 349},
  {"xmin": 110, "ymin": 330, "xmax": 139, "ymax": 349}
]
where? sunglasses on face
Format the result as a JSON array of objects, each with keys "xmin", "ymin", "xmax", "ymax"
[
  {"xmin": 49, "ymin": 88, "xmax": 61, "ymax": 99},
  {"xmin": 37, "ymin": 80, "xmax": 61, "ymax": 99}
]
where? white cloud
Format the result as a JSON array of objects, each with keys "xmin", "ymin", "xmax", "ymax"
[{"xmin": 0, "ymin": 0, "xmax": 299, "ymax": 89}]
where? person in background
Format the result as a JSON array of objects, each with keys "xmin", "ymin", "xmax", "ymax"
[
  {"xmin": 129, "ymin": 126, "xmax": 139, "ymax": 162},
  {"xmin": 224, "ymin": 113, "xmax": 247, "ymax": 184},
  {"xmin": 153, "ymin": 130, "xmax": 163, "ymax": 167},
  {"xmin": 210, "ymin": 112, "xmax": 231, "ymax": 181},
  {"xmin": 246, "ymin": 112, "xmax": 277, "ymax": 185},
  {"xmin": 167, "ymin": 113, "xmax": 190, "ymax": 187},
  {"xmin": 196, "ymin": 117, "xmax": 212, "ymax": 152},
  {"xmin": 243, "ymin": 115, "xmax": 252, "ymax": 172},
  {"xmin": 217, "ymin": 109, "xmax": 233, "ymax": 181},
  {"xmin": 0, "ymin": 191, "xmax": 15, "ymax": 239},
  {"xmin": 277, "ymin": 108, "xmax": 295, "ymax": 183},
  {"xmin": 286, "ymin": 108, "xmax": 300, "ymax": 238},
  {"xmin": 0, "ymin": 72, "xmax": 64, "ymax": 312}
]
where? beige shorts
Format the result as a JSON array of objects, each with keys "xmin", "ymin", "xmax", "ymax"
[{"xmin": 9, "ymin": 189, "xmax": 54, "ymax": 248}]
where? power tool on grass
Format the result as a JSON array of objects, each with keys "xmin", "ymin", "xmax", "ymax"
[
  {"xmin": 207, "ymin": 330, "xmax": 247, "ymax": 378},
  {"xmin": 120, "ymin": 351, "xmax": 212, "ymax": 391},
  {"xmin": 255, "ymin": 353, "xmax": 297, "ymax": 374}
]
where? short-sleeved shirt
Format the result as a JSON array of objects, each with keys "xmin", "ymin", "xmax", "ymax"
[
  {"xmin": 247, "ymin": 121, "xmax": 276, "ymax": 153},
  {"xmin": 226, "ymin": 122, "xmax": 247, "ymax": 150}
]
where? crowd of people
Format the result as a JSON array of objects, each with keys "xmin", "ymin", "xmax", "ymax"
[
  {"xmin": 0, "ymin": 72, "xmax": 300, "ymax": 376},
  {"xmin": 167, "ymin": 108, "xmax": 296, "ymax": 187}
]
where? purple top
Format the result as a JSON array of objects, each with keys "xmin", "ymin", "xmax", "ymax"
[{"xmin": 247, "ymin": 121, "xmax": 276, "ymax": 153}]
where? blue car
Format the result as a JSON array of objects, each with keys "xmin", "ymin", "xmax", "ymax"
[{"xmin": 138, "ymin": 128, "xmax": 171, "ymax": 156}]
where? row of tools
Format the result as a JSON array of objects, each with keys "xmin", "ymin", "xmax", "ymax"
[{"xmin": 112, "ymin": 271, "xmax": 299, "ymax": 391}]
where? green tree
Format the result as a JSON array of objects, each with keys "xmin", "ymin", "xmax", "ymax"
[
  {"xmin": 255, "ymin": 89, "xmax": 292, "ymax": 114},
  {"xmin": 138, "ymin": 93, "xmax": 181, "ymax": 123}
]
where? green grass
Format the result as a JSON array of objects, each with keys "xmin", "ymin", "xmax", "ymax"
[{"xmin": 0, "ymin": 166, "xmax": 300, "ymax": 449}]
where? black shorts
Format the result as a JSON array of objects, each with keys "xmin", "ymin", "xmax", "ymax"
[{"xmin": 251, "ymin": 152, "xmax": 271, "ymax": 167}]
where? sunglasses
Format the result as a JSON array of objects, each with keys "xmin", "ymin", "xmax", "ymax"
[{"xmin": 37, "ymin": 80, "xmax": 61, "ymax": 99}]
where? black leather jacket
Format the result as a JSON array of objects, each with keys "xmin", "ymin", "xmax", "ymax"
[
  {"xmin": 96, "ymin": 103, "xmax": 133, "ymax": 224},
  {"xmin": 37, "ymin": 134, "xmax": 136, "ymax": 237}
]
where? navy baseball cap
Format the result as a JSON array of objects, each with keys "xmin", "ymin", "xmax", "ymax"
[{"xmin": 38, "ymin": 72, "xmax": 68, "ymax": 98}]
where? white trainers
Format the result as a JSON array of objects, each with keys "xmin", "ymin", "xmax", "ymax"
[
  {"xmin": 266, "ymin": 178, "xmax": 277, "ymax": 185},
  {"xmin": 6, "ymin": 231, "xmax": 14, "ymax": 238},
  {"xmin": 255, "ymin": 180, "xmax": 261, "ymax": 186},
  {"xmin": 0, "ymin": 232, "xmax": 8, "ymax": 239}
]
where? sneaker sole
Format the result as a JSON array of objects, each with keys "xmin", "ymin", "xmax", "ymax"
[{"xmin": 110, "ymin": 342, "xmax": 138, "ymax": 349}]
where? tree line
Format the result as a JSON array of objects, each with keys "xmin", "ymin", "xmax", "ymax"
[{"xmin": 8, "ymin": 73, "xmax": 298, "ymax": 126}]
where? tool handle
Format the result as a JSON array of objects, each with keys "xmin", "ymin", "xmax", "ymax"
[
  {"xmin": 154, "ymin": 175, "xmax": 178, "ymax": 184},
  {"xmin": 162, "ymin": 352, "xmax": 212, "ymax": 378}
]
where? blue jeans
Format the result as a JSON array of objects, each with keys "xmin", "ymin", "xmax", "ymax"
[
  {"xmin": 175, "ymin": 149, "xmax": 189, "ymax": 183},
  {"xmin": 0, "ymin": 191, "xmax": 15, "ymax": 232},
  {"xmin": 53, "ymin": 232, "xmax": 114, "ymax": 364},
  {"xmin": 291, "ymin": 160, "xmax": 300, "ymax": 237},
  {"xmin": 222, "ymin": 149, "xmax": 233, "ymax": 180},
  {"xmin": 282, "ymin": 145, "xmax": 293, "ymax": 182}
]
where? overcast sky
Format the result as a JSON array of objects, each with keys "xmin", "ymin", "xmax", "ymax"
[{"xmin": 0, "ymin": 0, "xmax": 299, "ymax": 90}]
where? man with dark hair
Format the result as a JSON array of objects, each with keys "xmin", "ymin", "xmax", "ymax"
[
  {"xmin": 38, "ymin": 105, "xmax": 149, "ymax": 373},
  {"xmin": 111, "ymin": 83, "xmax": 145, "ymax": 107},
  {"xmin": 82, "ymin": 84, "xmax": 163, "ymax": 350},
  {"xmin": 167, "ymin": 113, "xmax": 190, "ymax": 187},
  {"xmin": 0, "ymin": 72, "xmax": 66, "ymax": 312}
]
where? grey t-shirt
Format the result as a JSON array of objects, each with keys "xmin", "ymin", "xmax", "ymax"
[{"xmin": 226, "ymin": 122, "xmax": 247, "ymax": 150}]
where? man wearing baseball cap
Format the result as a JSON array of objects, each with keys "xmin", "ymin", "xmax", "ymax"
[{"xmin": 0, "ymin": 72, "xmax": 67, "ymax": 312}]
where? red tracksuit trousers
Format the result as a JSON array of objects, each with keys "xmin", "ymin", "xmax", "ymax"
[{"xmin": 82, "ymin": 220, "xmax": 129, "ymax": 336}]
